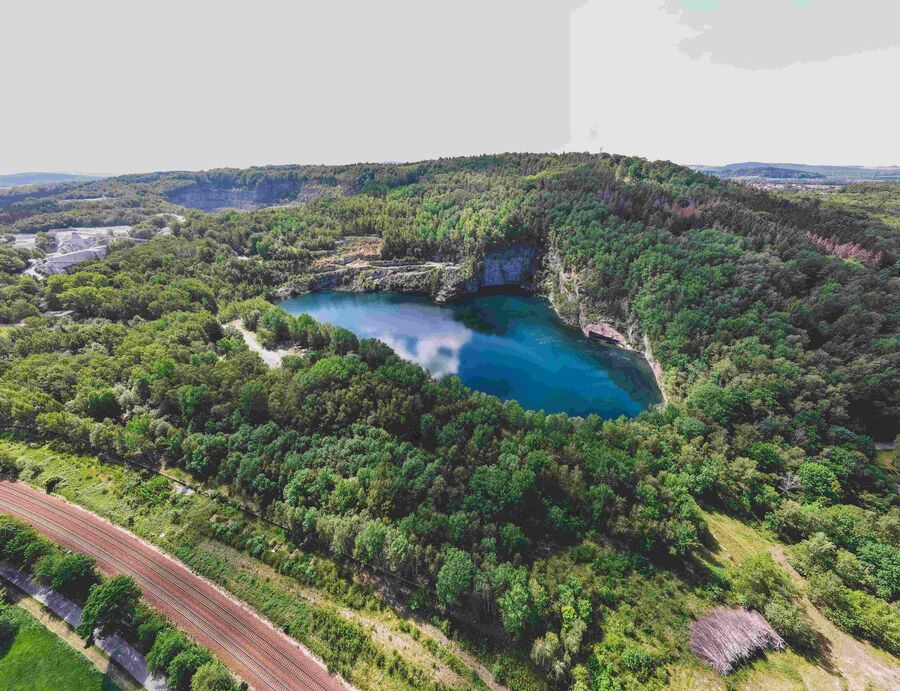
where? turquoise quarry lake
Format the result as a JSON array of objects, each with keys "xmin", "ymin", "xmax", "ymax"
[{"xmin": 278, "ymin": 291, "xmax": 662, "ymax": 418}]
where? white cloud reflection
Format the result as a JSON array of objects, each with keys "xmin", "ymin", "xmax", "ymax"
[{"xmin": 376, "ymin": 330, "xmax": 472, "ymax": 378}]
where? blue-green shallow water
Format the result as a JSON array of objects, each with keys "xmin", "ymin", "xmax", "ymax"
[{"xmin": 277, "ymin": 291, "xmax": 662, "ymax": 418}]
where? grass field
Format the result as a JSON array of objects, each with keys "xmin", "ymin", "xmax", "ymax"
[{"xmin": 0, "ymin": 605, "xmax": 118, "ymax": 691}]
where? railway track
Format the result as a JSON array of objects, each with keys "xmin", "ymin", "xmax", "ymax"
[
  {"xmin": 0, "ymin": 485, "xmax": 319, "ymax": 688},
  {"xmin": 0, "ymin": 481, "xmax": 346, "ymax": 691}
]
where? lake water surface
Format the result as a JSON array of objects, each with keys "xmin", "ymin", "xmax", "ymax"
[{"xmin": 278, "ymin": 291, "xmax": 662, "ymax": 418}]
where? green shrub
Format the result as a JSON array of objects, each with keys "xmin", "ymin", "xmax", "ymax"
[
  {"xmin": 674, "ymin": 415, "xmax": 706, "ymax": 439},
  {"xmin": 808, "ymin": 571, "xmax": 900, "ymax": 654},
  {"xmin": 791, "ymin": 533, "xmax": 837, "ymax": 575},
  {"xmin": 436, "ymin": 548, "xmax": 474, "ymax": 607},
  {"xmin": 763, "ymin": 596, "xmax": 820, "ymax": 653},
  {"xmin": 190, "ymin": 661, "xmax": 239, "ymax": 691},
  {"xmin": 43, "ymin": 475, "xmax": 63, "ymax": 493},
  {"xmin": 770, "ymin": 500, "xmax": 817, "ymax": 542},
  {"xmin": 847, "ymin": 589, "xmax": 900, "ymax": 655},
  {"xmin": 0, "ymin": 518, "xmax": 51, "ymax": 567},
  {"xmin": 147, "ymin": 627, "xmax": 191, "ymax": 671},
  {"xmin": 168, "ymin": 647, "xmax": 213, "ymax": 691},
  {"xmin": 85, "ymin": 388, "xmax": 122, "ymax": 421},
  {"xmin": 137, "ymin": 475, "xmax": 172, "ymax": 507},
  {"xmin": 0, "ymin": 450, "xmax": 20, "ymax": 479},
  {"xmin": 76, "ymin": 575, "xmax": 141, "ymax": 645},
  {"xmin": 33, "ymin": 552, "xmax": 99, "ymax": 601},
  {"xmin": 135, "ymin": 608, "xmax": 170, "ymax": 654},
  {"xmin": 857, "ymin": 541, "xmax": 900, "ymax": 600},
  {"xmin": 833, "ymin": 549, "xmax": 872, "ymax": 591},
  {"xmin": 797, "ymin": 462, "xmax": 841, "ymax": 503},
  {"xmin": 731, "ymin": 553, "xmax": 796, "ymax": 611},
  {"xmin": 0, "ymin": 609, "xmax": 19, "ymax": 644}
]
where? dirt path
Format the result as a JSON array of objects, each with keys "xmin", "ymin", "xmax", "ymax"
[
  {"xmin": 409, "ymin": 618, "xmax": 506, "ymax": 691},
  {"xmin": 227, "ymin": 319, "xmax": 299, "ymax": 368},
  {"xmin": 200, "ymin": 540, "xmax": 500, "ymax": 690},
  {"xmin": 0, "ymin": 480, "xmax": 348, "ymax": 691},
  {"xmin": 769, "ymin": 547, "xmax": 900, "ymax": 691},
  {"xmin": 703, "ymin": 511, "xmax": 900, "ymax": 690}
]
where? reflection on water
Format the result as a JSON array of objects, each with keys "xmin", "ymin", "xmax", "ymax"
[
  {"xmin": 376, "ymin": 330, "xmax": 471, "ymax": 378},
  {"xmin": 452, "ymin": 305, "xmax": 507, "ymax": 335},
  {"xmin": 278, "ymin": 291, "xmax": 662, "ymax": 418}
]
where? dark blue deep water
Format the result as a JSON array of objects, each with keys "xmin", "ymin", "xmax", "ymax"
[{"xmin": 278, "ymin": 291, "xmax": 662, "ymax": 418}]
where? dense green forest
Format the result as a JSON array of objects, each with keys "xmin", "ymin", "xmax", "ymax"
[{"xmin": 0, "ymin": 154, "xmax": 897, "ymax": 689}]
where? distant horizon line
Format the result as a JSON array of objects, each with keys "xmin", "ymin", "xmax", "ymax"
[{"xmin": 3, "ymin": 154, "xmax": 900, "ymax": 179}]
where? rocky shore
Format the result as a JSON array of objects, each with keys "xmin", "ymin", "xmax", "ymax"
[
  {"xmin": 543, "ymin": 248, "xmax": 667, "ymax": 399},
  {"xmin": 275, "ymin": 237, "xmax": 667, "ymax": 399}
]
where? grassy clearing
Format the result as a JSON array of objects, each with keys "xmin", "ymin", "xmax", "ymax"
[
  {"xmin": 3, "ymin": 585, "xmax": 140, "ymax": 691},
  {"xmin": 677, "ymin": 513, "xmax": 820, "ymax": 690},
  {"xmin": 664, "ymin": 663, "xmax": 723, "ymax": 690},
  {"xmin": 0, "ymin": 605, "xmax": 119, "ymax": 691},
  {"xmin": 698, "ymin": 509, "xmax": 900, "ymax": 691},
  {"xmin": 875, "ymin": 449, "xmax": 897, "ymax": 480},
  {"xmin": 702, "ymin": 511, "xmax": 775, "ymax": 567},
  {"xmin": 665, "ymin": 650, "xmax": 839, "ymax": 691},
  {"xmin": 0, "ymin": 438, "xmax": 529, "ymax": 690}
]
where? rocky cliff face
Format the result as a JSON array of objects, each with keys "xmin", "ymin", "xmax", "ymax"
[
  {"xmin": 167, "ymin": 179, "xmax": 342, "ymax": 211},
  {"xmin": 432, "ymin": 244, "xmax": 539, "ymax": 301},
  {"xmin": 543, "ymin": 247, "xmax": 667, "ymax": 398},
  {"xmin": 473, "ymin": 244, "xmax": 539, "ymax": 290},
  {"xmin": 281, "ymin": 244, "xmax": 540, "ymax": 302},
  {"xmin": 277, "ymin": 239, "xmax": 665, "ymax": 397}
]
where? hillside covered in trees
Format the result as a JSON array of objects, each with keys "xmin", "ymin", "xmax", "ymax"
[{"xmin": 0, "ymin": 153, "xmax": 897, "ymax": 689}]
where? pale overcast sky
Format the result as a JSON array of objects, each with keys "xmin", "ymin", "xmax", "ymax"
[{"xmin": 1, "ymin": 0, "xmax": 897, "ymax": 174}]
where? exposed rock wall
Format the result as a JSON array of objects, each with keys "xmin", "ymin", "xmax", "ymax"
[
  {"xmin": 167, "ymin": 179, "xmax": 342, "ymax": 211},
  {"xmin": 543, "ymin": 247, "xmax": 667, "ymax": 399},
  {"xmin": 432, "ymin": 244, "xmax": 539, "ymax": 302},
  {"xmin": 287, "ymin": 245, "xmax": 540, "ymax": 302},
  {"xmin": 473, "ymin": 244, "xmax": 539, "ymax": 290},
  {"xmin": 279, "ymin": 240, "xmax": 666, "ymax": 399}
]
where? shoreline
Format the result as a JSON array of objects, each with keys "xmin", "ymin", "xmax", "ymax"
[{"xmin": 274, "ymin": 262, "xmax": 668, "ymax": 404}]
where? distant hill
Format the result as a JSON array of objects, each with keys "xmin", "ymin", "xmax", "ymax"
[
  {"xmin": 693, "ymin": 162, "xmax": 900, "ymax": 184},
  {"xmin": 0, "ymin": 172, "xmax": 101, "ymax": 189},
  {"xmin": 721, "ymin": 166, "xmax": 824, "ymax": 180}
]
